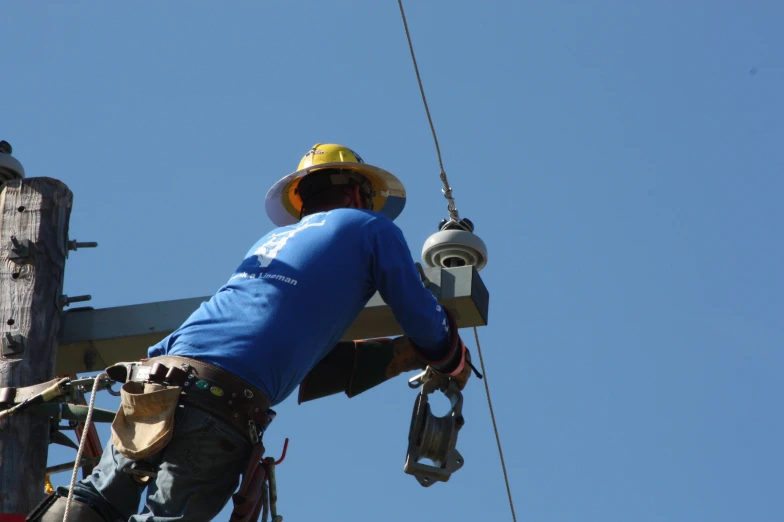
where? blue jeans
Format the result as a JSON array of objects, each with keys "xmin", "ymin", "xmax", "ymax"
[{"xmin": 69, "ymin": 403, "xmax": 253, "ymax": 522}]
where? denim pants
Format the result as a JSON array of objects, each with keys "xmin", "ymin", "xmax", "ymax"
[{"xmin": 69, "ymin": 403, "xmax": 253, "ymax": 522}]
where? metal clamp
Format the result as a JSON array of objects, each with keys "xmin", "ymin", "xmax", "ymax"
[
  {"xmin": 8, "ymin": 236, "xmax": 35, "ymax": 264},
  {"xmin": 2, "ymin": 332, "xmax": 25, "ymax": 356},
  {"xmin": 404, "ymin": 367, "xmax": 465, "ymax": 487},
  {"xmin": 65, "ymin": 374, "xmax": 120, "ymax": 397}
]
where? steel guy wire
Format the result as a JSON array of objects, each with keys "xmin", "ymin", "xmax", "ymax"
[{"xmin": 397, "ymin": 1, "xmax": 517, "ymax": 520}]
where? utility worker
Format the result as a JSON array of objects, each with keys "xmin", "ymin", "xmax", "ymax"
[{"xmin": 28, "ymin": 144, "xmax": 474, "ymax": 522}]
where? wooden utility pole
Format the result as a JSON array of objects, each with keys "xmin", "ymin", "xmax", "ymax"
[{"xmin": 0, "ymin": 142, "xmax": 73, "ymax": 516}]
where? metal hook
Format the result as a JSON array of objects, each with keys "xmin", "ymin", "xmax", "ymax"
[
  {"xmin": 105, "ymin": 381, "xmax": 121, "ymax": 397},
  {"xmin": 408, "ymin": 368, "xmax": 430, "ymax": 389},
  {"xmin": 274, "ymin": 438, "xmax": 290, "ymax": 465}
]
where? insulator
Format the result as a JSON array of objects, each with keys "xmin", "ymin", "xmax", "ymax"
[
  {"xmin": 0, "ymin": 141, "xmax": 25, "ymax": 182},
  {"xmin": 421, "ymin": 227, "xmax": 488, "ymax": 271}
]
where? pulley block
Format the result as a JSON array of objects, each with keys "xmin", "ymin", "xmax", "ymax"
[{"xmin": 404, "ymin": 367, "xmax": 465, "ymax": 487}]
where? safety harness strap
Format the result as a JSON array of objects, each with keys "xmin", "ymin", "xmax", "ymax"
[{"xmin": 230, "ymin": 443, "xmax": 266, "ymax": 522}]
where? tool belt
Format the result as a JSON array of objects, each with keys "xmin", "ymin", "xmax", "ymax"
[
  {"xmin": 107, "ymin": 355, "xmax": 274, "ymax": 444},
  {"xmin": 108, "ymin": 355, "xmax": 281, "ymax": 521}
]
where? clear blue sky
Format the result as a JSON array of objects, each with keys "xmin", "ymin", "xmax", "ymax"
[{"xmin": 3, "ymin": 1, "xmax": 783, "ymax": 520}]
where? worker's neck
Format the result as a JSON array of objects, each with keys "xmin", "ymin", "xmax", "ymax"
[{"xmin": 303, "ymin": 202, "xmax": 364, "ymax": 216}]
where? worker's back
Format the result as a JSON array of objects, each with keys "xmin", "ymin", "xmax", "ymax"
[{"xmin": 148, "ymin": 208, "xmax": 448, "ymax": 405}]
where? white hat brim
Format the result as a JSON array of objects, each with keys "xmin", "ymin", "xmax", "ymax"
[{"xmin": 265, "ymin": 162, "xmax": 406, "ymax": 226}]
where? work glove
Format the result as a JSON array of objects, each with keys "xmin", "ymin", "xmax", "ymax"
[
  {"xmin": 426, "ymin": 341, "xmax": 474, "ymax": 391},
  {"xmin": 386, "ymin": 336, "xmax": 475, "ymax": 391},
  {"xmin": 384, "ymin": 336, "xmax": 428, "ymax": 378},
  {"xmin": 298, "ymin": 337, "xmax": 432, "ymax": 403},
  {"xmin": 408, "ymin": 309, "xmax": 479, "ymax": 391},
  {"xmin": 297, "ymin": 309, "xmax": 479, "ymax": 404}
]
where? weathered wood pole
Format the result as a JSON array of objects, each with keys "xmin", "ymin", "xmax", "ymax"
[{"xmin": 0, "ymin": 142, "xmax": 73, "ymax": 516}]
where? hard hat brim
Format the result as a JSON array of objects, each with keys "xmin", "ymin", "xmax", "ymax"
[{"xmin": 265, "ymin": 162, "xmax": 406, "ymax": 226}]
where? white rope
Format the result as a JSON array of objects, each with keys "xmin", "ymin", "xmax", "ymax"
[{"xmin": 63, "ymin": 373, "xmax": 105, "ymax": 522}]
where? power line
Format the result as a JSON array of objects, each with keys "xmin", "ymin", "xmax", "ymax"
[{"xmin": 396, "ymin": 1, "xmax": 517, "ymax": 520}]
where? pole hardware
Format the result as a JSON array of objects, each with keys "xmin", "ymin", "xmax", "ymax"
[
  {"xmin": 0, "ymin": 140, "xmax": 25, "ymax": 181},
  {"xmin": 60, "ymin": 295, "xmax": 92, "ymax": 308},
  {"xmin": 2, "ymin": 333, "xmax": 25, "ymax": 356},
  {"xmin": 68, "ymin": 240, "xmax": 98, "ymax": 251},
  {"xmin": 8, "ymin": 236, "xmax": 36, "ymax": 264}
]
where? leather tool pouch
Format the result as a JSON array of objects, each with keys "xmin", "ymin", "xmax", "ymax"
[{"xmin": 111, "ymin": 381, "xmax": 182, "ymax": 460}]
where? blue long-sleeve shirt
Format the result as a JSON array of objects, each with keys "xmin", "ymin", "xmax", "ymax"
[{"xmin": 148, "ymin": 208, "xmax": 450, "ymax": 406}]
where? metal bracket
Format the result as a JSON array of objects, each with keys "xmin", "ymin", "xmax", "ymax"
[
  {"xmin": 60, "ymin": 294, "xmax": 93, "ymax": 308},
  {"xmin": 8, "ymin": 236, "xmax": 35, "ymax": 265},
  {"xmin": 403, "ymin": 367, "xmax": 465, "ymax": 487},
  {"xmin": 2, "ymin": 332, "xmax": 25, "ymax": 356},
  {"xmin": 65, "ymin": 238, "xmax": 98, "ymax": 259},
  {"xmin": 64, "ymin": 374, "xmax": 120, "ymax": 398},
  {"xmin": 50, "ymin": 428, "xmax": 80, "ymax": 451},
  {"xmin": 68, "ymin": 240, "xmax": 98, "ymax": 252}
]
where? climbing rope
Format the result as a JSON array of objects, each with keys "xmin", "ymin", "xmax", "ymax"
[
  {"xmin": 397, "ymin": 2, "xmax": 517, "ymax": 520},
  {"xmin": 63, "ymin": 372, "xmax": 105, "ymax": 522}
]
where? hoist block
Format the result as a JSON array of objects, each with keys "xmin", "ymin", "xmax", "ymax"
[{"xmin": 404, "ymin": 368, "xmax": 465, "ymax": 487}]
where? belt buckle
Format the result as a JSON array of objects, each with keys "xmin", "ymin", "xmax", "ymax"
[{"xmin": 130, "ymin": 365, "xmax": 151, "ymax": 383}]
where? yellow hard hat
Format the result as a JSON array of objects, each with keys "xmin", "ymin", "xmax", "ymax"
[{"xmin": 265, "ymin": 143, "xmax": 407, "ymax": 226}]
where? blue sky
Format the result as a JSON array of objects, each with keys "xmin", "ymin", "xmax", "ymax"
[{"xmin": 3, "ymin": 1, "xmax": 783, "ymax": 520}]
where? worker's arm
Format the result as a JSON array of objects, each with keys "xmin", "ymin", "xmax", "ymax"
[
  {"xmin": 365, "ymin": 218, "xmax": 473, "ymax": 382},
  {"xmin": 364, "ymin": 218, "xmax": 452, "ymax": 358},
  {"xmin": 297, "ymin": 217, "xmax": 473, "ymax": 404},
  {"xmin": 297, "ymin": 337, "xmax": 424, "ymax": 404}
]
